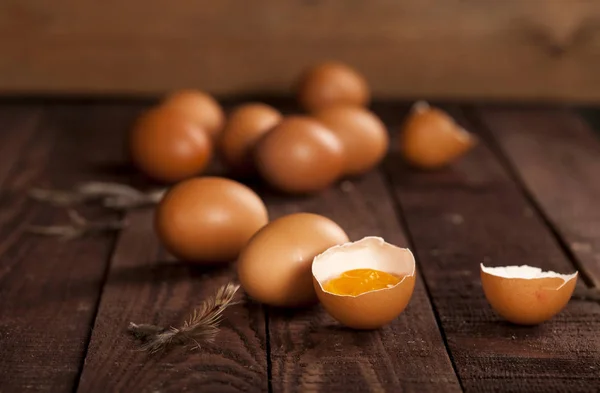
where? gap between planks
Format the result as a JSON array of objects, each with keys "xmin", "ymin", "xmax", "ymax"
[
  {"xmin": 381, "ymin": 103, "xmax": 600, "ymax": 392},
  {"xmin": 0, "ymin": 104, "xmax": 141, "ymax": 392},
  {"xmin": 4, "ymin": 100, "xmax": 599, "ymax": 392},
  {"xmin": 465, "ymin": 105, "xmax": 600, "ymax": 289},
  {"xmin": 76, "ymin": 100, "xmax": 461, "ymax": 393},
  {"xmin": 379, "ymin": 166, "xmax": 465, "ymax": 392},
  {"xmin": 264, "ymin": 170, "xmax": 460, "ymax": 393}
]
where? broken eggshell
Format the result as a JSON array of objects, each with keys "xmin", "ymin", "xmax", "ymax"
[
  {"xmin": 399, "ymin": 101, "xmax": 477, "ymax": 169},
  {"xmin": 312, "ymin": 236, "xmax": 416, "ymax": 330},
  {"xmin": 480, "ymin": 264, "xmax": 578, "ymax": 325}
]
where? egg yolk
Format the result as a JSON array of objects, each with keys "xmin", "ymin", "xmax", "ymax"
[{"xmin": 323, "ymin": 268, "xmax": 402, "ymax": 296}]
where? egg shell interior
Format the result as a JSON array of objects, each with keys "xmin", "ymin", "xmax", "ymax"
[
  {"xmin": 480, "ymin": 264, "xmax": 578, "ymax": 325},
  {"xmin": 313, "ymin": 236, "xmax": 415, "ymax": 296},
  {"xmin": 481, "ymin": 264, "xmax": 577, "ymax": 286},
  {"xmin": 312, "ymin": 236, "xmax": 417, "ymax": 329}
]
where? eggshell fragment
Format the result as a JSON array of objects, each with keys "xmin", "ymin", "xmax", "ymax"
[
  {"xmin": 480, "ymin": 264, "xmax": 578, "ymax": 325},
  {"xmin": 313, "ymin": 237, "xmax": 416, "ymax": 329},
  {"xmin": 399, "ymin": 101, "xmax": 476, "ymax": 169},
  {"xmin": 297, "ymin": 61, "xmax": 370, "ymax": 113},
  {"xmin": 237, "ymin": 213, "xmax": 349, "ymax": 307}
]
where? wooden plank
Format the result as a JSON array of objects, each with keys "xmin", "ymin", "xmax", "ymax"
[
  {"xmin": 383, "ymin": 105, "xmax": 600, "ymax": 392},
  {"xmin": 266, "ymin": 171, "xmax": 461, "ymax": 392},
  {"xmin": 0, "ymin": 106, "xmax": 40, "ymax": 186},
  {"xmin": 472, "ymin": 107, "xmax": 600, "ymax": 288},
  {"xmin": 0, "ymin": 104, "xmax": 137, "ymax": 392},
  {"xmin": 579, "ymin": 108, "xmax": 600, "ymax": 134},
  {"xmin": 77, "ymin": 173, "xmax": 268, "ymax": 388},
  {"xmin": 1, "ymin": 1, "xmax": 600, "ymax": 102}
]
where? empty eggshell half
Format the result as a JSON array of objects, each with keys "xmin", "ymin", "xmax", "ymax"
[
  {"xmin": 480, "ymin": 264, "xmax": 578, "ymax": 325},
  {"xmin": 312, "ymin": 236, "xmax": 416, "ymax": 329}
]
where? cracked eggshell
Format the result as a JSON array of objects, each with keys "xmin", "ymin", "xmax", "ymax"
[
  {"xmin": 399, "ymin": 101, "xmax": 476, "ymax": 169},
  {"xmin": 312, "ymin": 237, "xmax": 416, "ymax": 330},
  {"xmin": 480, "ymin": 264, "xmax": 578, "ymax": 325}
]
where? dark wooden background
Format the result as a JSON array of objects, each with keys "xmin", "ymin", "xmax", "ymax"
[{"xmin": 1, "ymin": 0, "xmax": 600, "ymax": 102}]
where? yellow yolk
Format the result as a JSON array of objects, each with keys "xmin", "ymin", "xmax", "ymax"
[{"xmin": 323, "ymin": 268, "xmax": 402, "ymax": 296}]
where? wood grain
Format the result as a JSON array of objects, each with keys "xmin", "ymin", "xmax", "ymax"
[
  {"xmin": 265, "ymin": 171, "xmax": 461, "ymax": 392},
  {"xmin": 0, "ymin": 106, "xmax": 40, "ymax": 186},
  {"xmin": 77, "ymin": 209, "xmax": 268, "ymax": 393},
  {"xmin": 3, "ymin": 99, "xmax": 600, "ymax": 391},
  {"xmin": 76, "ymin": 106, "xmax": 268, "ymax": 392},
  {"xmin": 472, "ymin": 107, "xmax": 600, "ymax": 288},
  {"xmin": 383, "ymin": 105, "xmax": 600, "ymax": 392},
  {"xmin": 1, "ymin": 1, "xmax": 600, "ymax": 101},
  {"xmin": 0, "ymin": 104, "xmax": 136, "ymax": 392}
]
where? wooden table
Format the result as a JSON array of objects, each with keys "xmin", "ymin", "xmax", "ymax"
[{"xmin": 0, "ymin": 99, "xmax": 599, "ymax": 393}]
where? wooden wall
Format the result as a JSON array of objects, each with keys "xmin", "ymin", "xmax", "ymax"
[{"xmin": 1, "ymin": 0, "xmax": 599, "ymax": 102}]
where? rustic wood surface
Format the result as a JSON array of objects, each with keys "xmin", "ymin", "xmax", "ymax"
[
  {"xmin": 0, "ymin": 100, "xmax": 599, "ymax": 393},
  {"xmin": 1, "ymin": 1, "xmax": 600, "ymax": 101},
  {"xmin": 265, "ymin": 171, "xmax": 460, "ymax": 393},
  {"xmin": 0, "ymin": 105, "xmax": 130, "ymax": 391},
  {"xmin": 383, "ymin": 105, "xmax": 600, "ymax": 392},
  {"xmin": 471, "ymin": 106, "xmax": 600, "ymax": 288},
  {"xmin": 77, "ymin": 209, "xmax": 270, "ymax": 393}
]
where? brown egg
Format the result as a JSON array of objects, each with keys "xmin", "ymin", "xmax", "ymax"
[
  {"xmin": 297, "ymin": 61, "xmax": 370, "ymax": 113},
  {"xmin": 399, "ymin": 101, "xmax": 477, "ymax": 169},
  {"xmin": 162, "ymin": 89, "xmax": 225, "ymax": 140},
  {"xmin": 219, "ymin": 103, "xmax": 282, "ymax": 175},
  {"xmin": 315, "ymin": 105, "xmax": 389, "ymax": 176},
  {"xmin": 129, "ymin": 106, "xmax": 213, "ymax": 183},
  {"xmin": 237, "ymin": 213, "xmax": 349, "ymax": 307},
  {"xmin": 313, "ymin": 237, "xmax": 416, "ymax": 329},
  {"xmin": 155, "ymin": 177, "xmax": 269, "ymax": 264},
  {"xmin": 254, "ymin": 116, "xmax": 345, "ymax": 194},
  {"xmin": 480, "ymin": 264, "xmax": 578, "ymax": 325}
]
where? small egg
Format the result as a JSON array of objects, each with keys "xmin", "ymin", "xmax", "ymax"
[
  {"xmin": 312, "ymin": 236, "xmax": 416, "ymax": 330},
  {"xmin": 155, "ymin": 177, "xmax": 269, "ymax": 264},
  {"xmin": 219, "ymin": 103, "xmax": 282, "ymax": 175},
  {"xmin": 237, "ymin": 213, "xmax": 349, "ymax": 307},
  {"xmin": 162, "ymin": 89, "xmax": 225, "ymax": 140},
  {"xmin": 480, "ymin": 264, "xmax": 578, "ymax": 325},
  {"xmin": 254, "ymin": 116, "xmax": 345, "ymax": 194},
  {"xmin": 315, "ymin": 105, "xmax": 389, "ymax": 176},
  {"xmin": 297, "ymin": 61, "xmax": 370, "ymax": 113},
  {"xmin": 399, "ymin": 101, "xmax": 477, "ymax": 169},
  {"xmin": 129, "ymin": 106, "xmax": 213, "ymax": 183}
]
